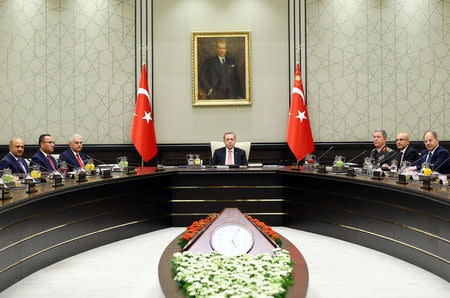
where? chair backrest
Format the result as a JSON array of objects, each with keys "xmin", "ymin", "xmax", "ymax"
[{"xmin": 210, "ymin": 141, "xmax": 251, "ymax": 162}]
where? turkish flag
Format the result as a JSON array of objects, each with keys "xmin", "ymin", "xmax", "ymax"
[
  {"xmin": 131, "ymin": 64, "xmax": 157, "ymax": 162},
  {"xmin": 286, "ymin": 62, "xmax": 315, "ymax": 161}
]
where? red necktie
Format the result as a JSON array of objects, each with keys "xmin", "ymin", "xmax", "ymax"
[
  {"xmin": 76, "ymin": 153, "xmax": 84, "ymax": 168},
  {"xmin": 226, "ymin": 150, "xmax": 232, "ymax": 165},
  {"xmin": 47, "ymin": 154, "xmax": 56, "ymax": 170}
]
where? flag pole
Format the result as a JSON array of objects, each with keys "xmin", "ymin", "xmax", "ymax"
[
  {"xmin": 141, "ymin": 47, "xmax": 145, "ymax": 171},
  {"xmin": 295, "ymin": 44, "xmax": 301, "ymax": 171}
]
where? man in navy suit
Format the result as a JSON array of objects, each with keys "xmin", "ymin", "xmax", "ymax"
[
  {"xmin": 0, "ymin": 138, "xmax": 29, "ymax": 174},
  {"xmin": 412, "ymin": 131, "xmax": 449, "ymax": 174},
  {"xmin": 394, "ymin": 132, "xmax": 419, "ymax": 168},
  {"xmin": 199, "ymin": 41, "xmax": 243, "ymax": 99},
  {"xmin": 59, "ymin": 134, "xmax": 88, "ymax": 171},
  {"xmin": 212, "ymin": 132, "xmax": 248, "ymax": 166},
  {"xmin": 31, "ymin": 134, "xmax": 58, "ymax": 172}
]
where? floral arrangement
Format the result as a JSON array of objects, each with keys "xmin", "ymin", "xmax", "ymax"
[
  {"xmin": 178, "ymin": 213, "xmax": 282, "ymax": 249},
  {"xmin": 245, "ymin": 214, "xmax": 282, "ymax": 246},
  {"xmin": 172, "ymin": 248, "xmax": 294, "ymax": 297},
  {"xmin": 178, "ymin": 213, "xmax": 219, "ymax": 248}
]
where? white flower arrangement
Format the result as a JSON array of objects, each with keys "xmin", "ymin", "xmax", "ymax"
[{"xmin": 172, "ymin": 248, "xmax": 294, "ymax": 297}]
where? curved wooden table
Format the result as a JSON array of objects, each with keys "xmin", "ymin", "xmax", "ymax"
[
  {"xmin": 158, "ymin": 234, "xmax": 309, "ymax": 298},
  {"xmin": 1, "ymin": 166, "xmax": 448, "ymax": 292}
]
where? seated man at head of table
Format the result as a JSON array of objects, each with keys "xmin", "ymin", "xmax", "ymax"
[
  {"xmin": 408, "ymin": 131, "xmax": 450, "ymax": 174},
  {"xmin": 212, "ymin": 132, "xmax": 248, "ymax": 166},
  {"xmin": 31, "ymin": 134, "xmax": 58, "ymax": 172},
  {"xmin": 0, "ymin": 137, "xmax": 29, "ymax": 174},
  {"xmin": 369, "ymin": 129, "xmax": 396, "ymax": 167},
  {"xmin": 59, "ymin": 134, "xmax": 88, "ymax": 171},
  {"xmin": 393, "ymin": 132, "xmax": 419, "ymax": 168}
]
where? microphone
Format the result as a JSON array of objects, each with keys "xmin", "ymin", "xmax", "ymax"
[
  {"xmin": 346, "ymin": 150, "xmax": 367, "ymax": 164},
  {"xmin": 85, "ymin": 154, "xmax": 109, "ymax": 166},
  {"xmin": 29, "ymin": 159, "xmax": 54, "ymax": 173},
  {"xmin": 57, "ymin": 159, "xmax": 84, "ymax": 172},
  {"xmin": 315, "ymin": 146, "xmax": 334, "ymax": 163},
  {"xmin": 432, "ymin": 155, "xmax": 450, "ymax": 173},
  {"xmin": 29, "ymin": 159, "xmax": 62, "ymax": 181},
  {"xmin": 410, "ymin": 155, "xmax": 425, "ymax": 167}
]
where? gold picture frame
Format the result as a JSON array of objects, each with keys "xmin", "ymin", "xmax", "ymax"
[{"xmin": 192, "ymin": 31, "xmax": 251, "ymax": 106}]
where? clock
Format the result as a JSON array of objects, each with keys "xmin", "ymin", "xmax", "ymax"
[
  {"xmin": 184, "ymin": 208, "xmax": 277, "ymax": 255},
  {"xmin": 210, "ymin": 223, "xmax": 254, "ymax": 255}
]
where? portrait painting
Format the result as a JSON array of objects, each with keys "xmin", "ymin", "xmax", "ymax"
[{"xmin": 192, "ymin": 31, "xmax": 251, "ymax": 106}]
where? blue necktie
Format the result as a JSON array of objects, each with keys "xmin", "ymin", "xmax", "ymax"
[
  {"xmin": 426, "ymin": 153, "xmax": 432, "ymax": 163},
  {"xmin": 17, "ymin": 159, "xmax": 27, "ymax": 173}
]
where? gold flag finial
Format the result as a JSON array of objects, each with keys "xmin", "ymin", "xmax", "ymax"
[
  {"xmin": 141, "ymin": 46, "xmax": 147, "ymax": 62},
  {"xmin": 296, "ymin": 43, "xmax": 304, "ymax": 63}
]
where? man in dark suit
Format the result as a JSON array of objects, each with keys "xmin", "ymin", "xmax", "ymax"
[
  {"xmin": 394, "ymin": 132, "xmax": 419, "ymax": 168},
  {"xmin": 59, "ymin": 134, "xmax": 89, "ymax": 171},
  {"xmin": 413, "ymin": 131, "xmax": 449, "ymax": 174},
  {"xmin": 199, "ymin": 41, "xmax": 243, "ymax": 99},
  {"xmin": 0, "ymin": 138, "xmax": 29, "ymax": 174},
  {"xmin": 212, "ymin": 132, "xmax": 248, "ymax": 166},
  {"xmin": 368, "ymin": 129, "xmax": 395, "ymax": 166},
  {"xmin": 31, "ymin": 134, "xmax": 58, "ymax": 172}
]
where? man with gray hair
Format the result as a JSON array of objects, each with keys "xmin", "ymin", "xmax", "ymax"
[
  {"xmin": 199, "ymin": 40, "xmax": 243, "ymax": 99},
  {"xmin": 59, "ymin": 134, "xmax": 89, "ymax": 171},
  {"xmin": 369, "ymin": 129, "xmax": 395, "ymax": 166},
  {"xmin": 412, "ymin": 131, "xmax": 449, "ymax": 174}
]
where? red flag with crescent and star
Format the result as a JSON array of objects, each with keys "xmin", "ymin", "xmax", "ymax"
[
  {"xmin": 131, "ymin": 64, "xmax": 157, "ymax": 162},
  {"xmin": 286, "ymin": 62, "xmax": 315, "ymax": 161}
]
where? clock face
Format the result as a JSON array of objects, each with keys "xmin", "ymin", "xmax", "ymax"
[{"xmin": 210, "ymin": 223, "xmax": 254, "ymax": 255}]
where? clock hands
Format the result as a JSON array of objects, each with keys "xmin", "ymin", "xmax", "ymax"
[{"xmin": 231, "ymin": 230, "xmax": 240, "ymax": 248}]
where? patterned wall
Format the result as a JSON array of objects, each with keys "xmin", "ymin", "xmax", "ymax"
[
  {"xmin": 306, "ymin": 0, "xmax": 449, "ymax": 142},
  {"xmin": 0, "ymin": 0, "xmax": 135, "ymax": 145}
]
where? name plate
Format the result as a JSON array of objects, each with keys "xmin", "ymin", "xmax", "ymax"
[
  {"xmin": 1, "ymin": 188, "xmax": 11, "ymax": 200},
  {"xmin": 77, "ymin": 171, "xmax": 87, "ymax": 183},
  {"xmin": 421, "ymin": 177, "xmax": 433, "ymax": 190}
]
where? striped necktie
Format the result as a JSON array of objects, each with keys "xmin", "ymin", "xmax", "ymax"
[
  {"xmin": 47, "ymin": 154, "xmax": 56, "ymax": 170},
  {"xmin": 17, "ymin": 158, "xmax": 27, "ymax": 173}
]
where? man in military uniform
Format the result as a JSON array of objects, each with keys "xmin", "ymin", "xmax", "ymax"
[{"xmin": 369, "ymin": 129, "xmax": 395, "ymax": 167}]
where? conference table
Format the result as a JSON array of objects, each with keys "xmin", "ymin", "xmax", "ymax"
[{"xmin": 0, "ymin": 166, "xmax": 448, "ymax": 292}]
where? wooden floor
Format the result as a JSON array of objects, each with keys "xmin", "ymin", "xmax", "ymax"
[{"xmin": 0, "ymin": 227, "xmax": 448, "ymax": 298}]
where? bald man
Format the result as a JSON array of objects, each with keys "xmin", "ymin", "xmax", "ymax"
[
  {"xmin": 0, "ymin": 138, "xmax": 29, "ymax": 174},
  {"xmin": 394, "ymin": 132, "xmax": 419, "ymax": 168}
]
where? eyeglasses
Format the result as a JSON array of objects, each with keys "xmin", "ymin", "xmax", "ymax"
[
  {"xmin": 395, "ymin": 138, "xmax": 408, "ymax": 142},
  {"xmin": 42, "ymin": 141, "xmax": 55, "ymax": 144}
]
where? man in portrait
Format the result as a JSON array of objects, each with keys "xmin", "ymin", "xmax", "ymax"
[{"xmin": 199, "ymin": 40, "xmax": 243, "ymax": 99}]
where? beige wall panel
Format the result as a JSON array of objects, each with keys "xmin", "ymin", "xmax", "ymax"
[
  {"xmin": 0, "ymin": 0, "xmax": 135, "ymax": 145},
  {"xmin": 152, "ymin": 0, "xmax": 289, "ymax": 143},
  {"xmin": 306, "ymin": 0, "xmax": 450, "ymax": 142}
]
